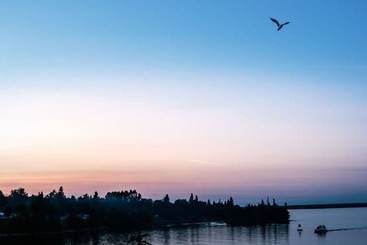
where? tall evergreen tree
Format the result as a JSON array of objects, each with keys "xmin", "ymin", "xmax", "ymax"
[
  {"xmin": 189, "ymin": 193, "xmax": 194, "ymax": 204},
  {"xmin": 163, "ymin": 194, "xmax": 170, "ymax": 203}
]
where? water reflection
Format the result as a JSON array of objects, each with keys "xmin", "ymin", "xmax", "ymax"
[
  {"xmin": 2, "ymin": 208, "xmax": 367, "ymax": 244},
  {"xmin": 0, "ymin": 223, "xmax": 289, "ymax": 245}
]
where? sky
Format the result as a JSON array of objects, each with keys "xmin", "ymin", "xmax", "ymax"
[{"xmin": 0, "ymin": 0, "xmax": 367, "ymax": 204}]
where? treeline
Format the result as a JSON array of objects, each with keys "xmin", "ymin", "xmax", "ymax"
[{"xmin": 0, "ymin": 187, "xmax": 289, "ymax": 234}]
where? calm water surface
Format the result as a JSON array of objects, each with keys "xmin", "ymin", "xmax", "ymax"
[{"xmin": 1, "ymin": 208, "xmax": 367, "ymax": 244}]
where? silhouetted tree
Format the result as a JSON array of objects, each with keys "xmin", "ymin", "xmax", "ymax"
[
  {"xmin": 227, "ymin": 197, "xmax": 234, "ymax": 207},
  {"xmin": 272, "ymin": 198, "xmax": 276, "ymax": 206},
  {"xmin": 163, "ymin": 194, "xmax": 170, "ymax": 203},
  {"xmin": 46, "ymin": 189, "xmax": 57, "ymax": 199},
  {"xmin": 189, "ymin": 193, "xmax": 194, "ymax": 204},
  {"xmin": 10, "ymin": 188, "xmax": 28, "ymax": 201},
  {"xmin": 93, "ymin": 192, "xmax": 99, "ymax": 200},
  {"xmin": 57, "ymin": 186, "xmax": 66, "ymax": 199},
  {"xmin": 0, "ymin": 191, "xmax": 5, "ymax": 208},
  {"xmin": 0, "ymin": 187, "xmax": 289, "ymax": 234}
]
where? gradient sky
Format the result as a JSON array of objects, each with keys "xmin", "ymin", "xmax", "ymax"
[{"xmin": 0, "ymin": 0, "xmax": 367, "ymax": 204}]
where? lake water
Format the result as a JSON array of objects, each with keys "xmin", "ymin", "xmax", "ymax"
[{"xmin": 1, "ymin": 208, "xmax": 367, "ymax": 244}]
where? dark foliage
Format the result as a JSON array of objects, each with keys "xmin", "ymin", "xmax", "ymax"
[{"xmin": 0, "ymin": 187, "xmax": 289, "ymax": 234}]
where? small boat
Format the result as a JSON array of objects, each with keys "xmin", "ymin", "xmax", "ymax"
[
  {"xmin": 314, "ymin": 225, "xmax": 328, "ymax": 234},
  {"xmin": 297, "ymin": 224, "xmax": 303, "ymax": 232}
]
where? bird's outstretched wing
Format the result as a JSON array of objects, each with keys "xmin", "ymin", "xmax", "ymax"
[
  {"xmin": 270, "ymin": 18, "xmax": 280, "ymax": 27},
  {"xmin": 282, "ymin": 21, "xmax": 290, "ymax": 26}
]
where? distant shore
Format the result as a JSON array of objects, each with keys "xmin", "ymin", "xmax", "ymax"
[
  {"xmin": 0, "ymin": 187, "xmax": 289, "ymax": 234},
  {"xmin": 288, "ymin": 202, "xmax": 367, "ymax": 210}
]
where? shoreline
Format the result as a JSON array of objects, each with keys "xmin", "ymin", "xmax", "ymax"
[{"xmin": 288, "ymin": 203, "xmax": 367, "ymax": 210}]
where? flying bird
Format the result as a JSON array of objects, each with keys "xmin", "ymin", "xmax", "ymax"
[{"xmin": 270, "ymin": 18, "xmax": 290, "ymax": 31}]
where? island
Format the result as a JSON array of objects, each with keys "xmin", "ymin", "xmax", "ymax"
[{"xmin": 0, "ymin": 187, "xmax": 289, "ymax": 234}]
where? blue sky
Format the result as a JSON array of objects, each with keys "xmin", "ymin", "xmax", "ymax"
[
  {"xmin": 0, "ymin": 1, "xmax": 366, "ymax": 204},
  {"xmin": 1, "ymin": 0, "xmax": 367, "ymax": 84}
]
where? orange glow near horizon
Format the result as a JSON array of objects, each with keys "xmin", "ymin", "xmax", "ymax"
[
  {"xmin": 1, "ymin": 75, "xmax": 366, "ymax": 201},
  {"xmin": 1, "ymin": 1, "xmax": 367, "ymax": 204}
]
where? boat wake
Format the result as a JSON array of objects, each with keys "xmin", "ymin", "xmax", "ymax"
[{"xmin": 328, "ymin": 227, "xmax": 367, "ymax": 232}]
